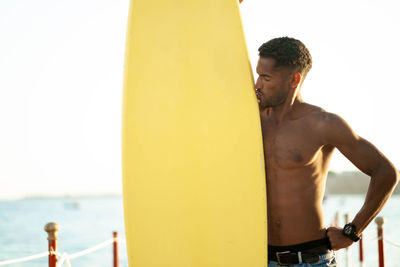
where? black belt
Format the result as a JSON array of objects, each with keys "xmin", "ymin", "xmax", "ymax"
[{"xmin": 268, "ymin": 238, "xmax": 333, "ymax": 266}]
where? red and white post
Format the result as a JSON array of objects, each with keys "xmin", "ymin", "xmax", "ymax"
[
  {"xmin": 44, "ymin": 222, "xmax": 59, "ymax": 267},
  {"xmin": 113, "ymin": 231, "xmax": 120, "ymax": 267},
  {"xmin": 375, "ymin": 217, "xmax": 385, "ymax": 267},
  {"xmin": 359, "ymin": 233, "xmax": 364, "ymax": 267}
]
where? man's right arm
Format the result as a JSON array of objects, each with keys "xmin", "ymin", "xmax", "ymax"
[{"xmin": 320, "ymin": 112, "xmax": 399, "ymax": 250}]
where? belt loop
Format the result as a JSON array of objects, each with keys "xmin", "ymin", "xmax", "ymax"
[{"xmin": 297, "ymin": 251, "xmax": 303, "ymax": 264}]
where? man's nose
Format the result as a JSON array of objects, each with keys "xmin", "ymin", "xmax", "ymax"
[{"xmin": 255, "ymin": 76, "xmax": 262, "ymax": 89}]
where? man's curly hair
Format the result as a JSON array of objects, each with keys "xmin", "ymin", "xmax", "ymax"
[{"xmin": 258, "ymin": 37, "xmax": 312, "ymax": 76}]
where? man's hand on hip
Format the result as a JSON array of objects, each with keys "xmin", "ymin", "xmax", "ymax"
[{"xmin": 327, "ymin": 226, "xmax": 354, "ymax": 250}]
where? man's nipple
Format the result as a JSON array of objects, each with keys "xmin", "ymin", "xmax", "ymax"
[{"xmin": 274, "ymin": 220, "xmax": 281, "ymax": 228}]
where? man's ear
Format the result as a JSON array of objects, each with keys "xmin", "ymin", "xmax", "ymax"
[{"xmin": 290, "ymin": 72, "xmax": 302, "ymax": 89}]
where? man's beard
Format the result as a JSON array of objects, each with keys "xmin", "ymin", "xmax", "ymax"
[{"xmin": 261, "ymin": 91, "xmax": 287, "ymax": 109}]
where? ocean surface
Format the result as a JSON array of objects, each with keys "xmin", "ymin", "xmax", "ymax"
[{"xmin": 0, "ymin": 195, "xmax": 399, "ymax": 267}]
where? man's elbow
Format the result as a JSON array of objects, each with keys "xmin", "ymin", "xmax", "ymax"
[
  {"xmin": 370, "ymin": 160, "xmax": 399, "ymax": 189},
  {"xmin": 391, "ymin": 168, "xmax": 400, "ymax": 188},
  {"xmin": 381, "ymin": 164, "xmax": 399, "ymax": 190}
]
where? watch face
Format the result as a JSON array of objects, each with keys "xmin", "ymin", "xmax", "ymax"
[
  {"xmin": 344, "ymin": 226, "xmax": 351, "ymax": 235},
  {"xmin": 344, "ymin": 225, "xmax": 354, "ymax": 235}
]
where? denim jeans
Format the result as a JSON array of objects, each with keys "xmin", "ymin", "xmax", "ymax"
[{"xmin": 268, "ymin": 252, "xmax": 337, "ymax": 267}]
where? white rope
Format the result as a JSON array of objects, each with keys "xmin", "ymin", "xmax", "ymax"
[
  {"xmin": 54, "ymin": 238, "xmax": 117, "ymax": 267},
  {"xmin": 67, "ymin": 238, "xmax": 114, "ymax": 260},
  {"xmin": 364, "ymin": 235, "xmax": 380, "ymax": 242},
  {"xmin": 56, "ymin": 253, "xmax": 71, "ymax": 267},
  {"xmin": 363, "ymin": 235, "xmax": 400, "ymax": 248},
  {"xmin": 117, "ymin": 238, "xmax": 126, "ymax": 244},
  {"xmin": 0, "ymin": 238, "xmax": 126, "ymax": 267},
  {"xmin": 0, "ymin": 252, "xmax": 48, "ymax": 266},
  {"xmin": 384, "ymin": 238, "xmax": 400, "ymax": 248}
]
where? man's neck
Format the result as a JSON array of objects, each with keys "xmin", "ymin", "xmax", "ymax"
[{"xmin": 269, "ymin": 94, "xmax": 303, "ymax": 125}]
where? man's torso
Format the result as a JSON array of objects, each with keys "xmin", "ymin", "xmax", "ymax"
[{"xmin": 261, "ymin": 104, "xmax": 335, "ymax": 245}]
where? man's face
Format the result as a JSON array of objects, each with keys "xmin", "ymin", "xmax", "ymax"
[{"xmin": 255, "ymin": 57, "xmax": 293, "ymax": 109}]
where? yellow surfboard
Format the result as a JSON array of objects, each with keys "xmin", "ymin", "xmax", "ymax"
[{"xmin": 122, "ymin": 1, "xmax": 267, "ymax": 266}]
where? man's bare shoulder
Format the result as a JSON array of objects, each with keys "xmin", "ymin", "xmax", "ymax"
[
  {"xmin": 301, "ymin": 106, "xmax": 358, "ymax": 146},
  {"xmin": 295, "ymin": 102, "xmax": 326, "ymax": 121},
  {"xmin": 299, "ymin": 103, "xmax": 344, "ymax": 125},
  {"xmin": 298, "ymin": 104, "xmax": 353, "ymax": 137}
]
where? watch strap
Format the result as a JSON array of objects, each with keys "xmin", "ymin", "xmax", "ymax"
[
  {"xmin": 343, "ymin": 223, "xmax": 360, "ymax": 242},
  {"xmin": 347, "ymin": 231, "xmax": 360, "ymax": 242}
]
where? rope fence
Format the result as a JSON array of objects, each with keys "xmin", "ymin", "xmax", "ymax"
[
  {"xmin": 384, "ymin": 238, "xmax": 400, "ymax": 248},
  {"xmin": 0, "ymin": 223, "xmax": 123, "ymax": 267},
  {"xmin": 64, "ymin": 238, "xmax": 115, "ymax": 260},
  {"xmin": 0, "ymin": 252, "xmax": 49, "ymax": 266},
  {"xmin": 0, "ymin": 217, "xmax": 399, "ymax": 267},
  {"xmin": 361, "ymin": 235, "xmax": 400, "ymax": 247}
]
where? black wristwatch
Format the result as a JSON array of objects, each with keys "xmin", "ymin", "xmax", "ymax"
[{"xmin": 342, "ymin": 223, "xmax": 361, "ymax": 242}]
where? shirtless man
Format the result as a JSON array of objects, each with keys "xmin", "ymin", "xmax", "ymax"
[{"xmin": 255, "ymin": 37, "xmax": 399, "ymax": 267}]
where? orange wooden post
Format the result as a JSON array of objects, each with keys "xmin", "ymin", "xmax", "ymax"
[
  {"xmin": 375, "ymin": 217, "xmax": 385, "ymax": 267},
  {"xmin": 44, "ymin": 222, "xmax": 59, "ymax": 267},
  {"xmin": 113, "ymin": 231, "xmax": 120, "ymax": 267}
]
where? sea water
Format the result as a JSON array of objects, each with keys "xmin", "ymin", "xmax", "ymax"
[
  {"xmin": 0, "ymin": 196, "xmax": 127, "ymax": 267},
  {"xmin": 0, "ymin": 195, "xmax": 399, "ymax": 267}
]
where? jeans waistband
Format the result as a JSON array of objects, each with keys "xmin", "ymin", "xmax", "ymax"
[
  {"xmin": 268, "ymin": 237, "xmax": 332, "ymax": 254},
  {"xmin": 268, "ymin": 238, "xmax": 332, "ymax": 264}
]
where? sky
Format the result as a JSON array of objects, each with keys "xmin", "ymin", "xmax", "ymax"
[{"xmin": 0, "ymin": 0, "xmax": 399, "ymax": 198}]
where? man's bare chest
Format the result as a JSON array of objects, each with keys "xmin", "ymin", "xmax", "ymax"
[{"xmin": 261, "ymin": 119, "xmax": 324, "ymax": 169}]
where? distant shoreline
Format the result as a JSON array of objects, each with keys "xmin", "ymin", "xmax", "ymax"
[
  {"xmin": 1, "ymin": 171, "xmax": 399, "ymax": 200},
  {"xmin": 0, "ymin": 193, "xmax": 122, "ymax": 201},
  {"xmin": 326, "ymin": 171, "xmax": 400, "ymax": 195}
]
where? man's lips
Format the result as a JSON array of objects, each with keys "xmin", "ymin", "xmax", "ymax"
[
  {"xmin": 255, "ymin": 89, "xmax": 262, "ymax": 104},
  {"xmin": 255, "ymin": 89, "xmax": 262, "ymax": 99}
]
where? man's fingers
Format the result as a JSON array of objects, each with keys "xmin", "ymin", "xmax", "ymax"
[
  {"xmin": 326, "ymin": 227, "xmax": 339, "ymax": 250},
  {"xmin": 326, "ymin": 226, "xmax": 335, "ymax": 237},
  {"xmin": 326, "ymin": 226, "xmax": 354, "ymax": 250}
]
